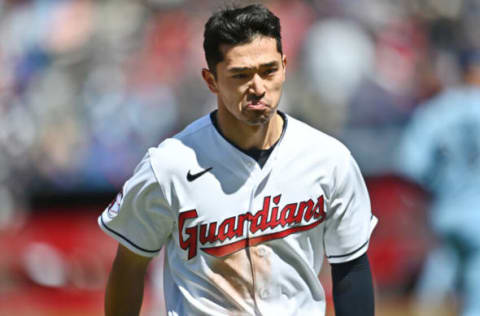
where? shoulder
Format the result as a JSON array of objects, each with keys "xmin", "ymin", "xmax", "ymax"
[
  {"xmin": 281, "ymin": 113, "xmax": 356, "ymax": 193},
  {"xmin": 173, "ymin": 113, "xmax": 214, "ymax": 141},
  {"xmin": 147, "ymin": 114, "xmax": 215, "ymax": 180},
  {"xmin": 411, "ymin": 88, "xmax": 467, "ymax": 123},
  {"xmin": 404, "ymin": 88, "xmax": 478, "ymax": 140}
]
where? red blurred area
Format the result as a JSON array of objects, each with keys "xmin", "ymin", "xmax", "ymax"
[
  {"xmin": 0, "ymin": 177, "xmax": 431, "ymax": 315},
  {"xmin": 0, "ymin": 206, "xmax": 117, "ymax": 316},
  {"xmin": 367, "ymin": 176, "xmax": 431, "ymax": 293}
]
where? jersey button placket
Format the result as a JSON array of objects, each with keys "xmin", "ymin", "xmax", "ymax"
[
  {"xmin": 246, "ymin": 164, "xmax": 266, "ymax": 313},
  {"xmin": 260, "ymin": 288, "xmax": 270, "ymax": 299},
  {"xmin": 253, "ymin": 245, "xmax": 271, "ymax": 305}
]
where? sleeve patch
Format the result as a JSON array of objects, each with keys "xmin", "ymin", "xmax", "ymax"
[{"xmin": 106, "ymin": 191, "xmax": 123, "ymax": 219}]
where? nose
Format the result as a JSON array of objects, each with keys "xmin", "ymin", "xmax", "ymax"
[{"xmin": 249, "ymin": 74, "xmax": 266, "ymax": 97}]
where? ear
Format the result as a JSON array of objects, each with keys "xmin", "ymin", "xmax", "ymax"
[
  {"xmin": 281, "ymin": 55, "xmax": 287, "ymax": 77},
  {"xmin": 202, "ymin": 68, "xmax": 218, "ymax": 94}
]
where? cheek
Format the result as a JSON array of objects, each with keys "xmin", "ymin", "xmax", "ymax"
[
  {"xmin": 269, "ymin": 79, "xmax": 284, "ymax": 94},
  {"xmin": 218, "ymin": 85, "xmax": 246, "ymax": 107},
  {"xmin": 227, "ymin": 85, "xmax": 248, "ymax": 101}
]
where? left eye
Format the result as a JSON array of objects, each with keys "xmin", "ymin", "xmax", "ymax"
[{"xmin": 263, "ymin": 68, "xmax": 277, "ymax": 75}]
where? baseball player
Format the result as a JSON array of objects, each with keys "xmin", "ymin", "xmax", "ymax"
[
  {"xmin": 396, "ymin": 49, "xmax": 480, "ymax": 316},
  {"xmin": 99, "ymin": 4, "xmax": 377, "ymax": 316}
]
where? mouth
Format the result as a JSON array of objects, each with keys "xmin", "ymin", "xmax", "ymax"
[{"xmin": 245, "ymin": 101, "xmax": 268, "ymax": 110}]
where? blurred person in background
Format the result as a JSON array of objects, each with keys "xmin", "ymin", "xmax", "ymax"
[{"xmin": 396, "ymin": 49, "xmax": 480, "ymax": 316}]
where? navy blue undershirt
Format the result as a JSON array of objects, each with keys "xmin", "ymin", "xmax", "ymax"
[
  {"xmin": 331, "ymin": 253, "xmax": 375, "ymax": 316},
  {"xmin": 210, "ymin": 110, "xmax": 286, "ymax": 168}
]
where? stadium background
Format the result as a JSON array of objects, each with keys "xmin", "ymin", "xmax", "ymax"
[{"xmin": 0, "ymin": 0, "xmax": 475, "ymax": 315}]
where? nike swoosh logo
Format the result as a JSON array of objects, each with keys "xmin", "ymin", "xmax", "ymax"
[{"xmin": 187, "ymin": 167, "xmax": 213, "ymax": 182}]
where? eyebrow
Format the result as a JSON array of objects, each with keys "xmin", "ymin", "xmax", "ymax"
[{"xmin": 228, "ymin": 61, "xmax": 279, "ymax": 73}]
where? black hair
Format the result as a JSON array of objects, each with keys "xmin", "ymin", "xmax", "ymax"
[{"xmin": 203, "ymin": 3, "xmax": 282, "ymax": 76}]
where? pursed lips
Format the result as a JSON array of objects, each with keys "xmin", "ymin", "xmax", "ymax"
[
  {"xmin": 245, "ymin": 97, "xmax": 268, "ymax": 109},
  {"xmin": 246, "ymin": 102, "xmax": 268, "ymax": 110}
]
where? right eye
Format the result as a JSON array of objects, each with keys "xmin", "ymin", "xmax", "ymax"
[{"xmin": 232, "ymin": 73, "xmax": 248, "ymax": 79}]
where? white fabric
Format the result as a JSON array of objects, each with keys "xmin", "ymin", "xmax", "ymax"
[{"xmin": 98, "ymin": 112, "xmax": 377, "ymax": 316}]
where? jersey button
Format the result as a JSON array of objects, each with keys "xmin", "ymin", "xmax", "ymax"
[
  {"xmin": 257, "ymin": 247, "xmax": 266, "ymax": 257},
  {"xmin": 260, "ymin": 289, "xmax": 270, "ymax": 299}
]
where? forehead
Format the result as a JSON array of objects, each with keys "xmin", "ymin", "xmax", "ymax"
[{"xmin": 219, "ymin": 36, "xmax": 281, "ymax": 68}]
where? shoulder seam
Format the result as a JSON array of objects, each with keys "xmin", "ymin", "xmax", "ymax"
[{"xmin": 175, "ymin": 116, "xmax": 213, "ymax": 139}]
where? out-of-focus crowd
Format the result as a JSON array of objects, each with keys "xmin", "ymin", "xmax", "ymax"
[
  {"xmin": 1, "ymin": 0, "xmax": 480, "ymax": 314},
  {"xmin": 0, "ymin": 0, "xmax": 475, "ymax": 211}
]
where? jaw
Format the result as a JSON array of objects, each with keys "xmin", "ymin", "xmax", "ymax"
[{"xmin": 240, "ymin": 107, "xmax": 274, "ymax": 126}]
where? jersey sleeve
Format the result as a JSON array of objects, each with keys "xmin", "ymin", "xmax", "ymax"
[
  {"xmin": 98, "ymin": 152, "xmax": 174, "ymax": 257},
  {"xmin": 324, "ymin": 153, "xmax": 377, "ymax": 264}
]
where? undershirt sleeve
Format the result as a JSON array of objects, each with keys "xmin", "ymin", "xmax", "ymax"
[{"xmin": 331, "ymin": 253, "xmax": 375, "ymax": 316}]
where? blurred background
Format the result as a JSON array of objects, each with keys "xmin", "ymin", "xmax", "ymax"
[{"xmin": 1, "ymin": 0, "xmax": 480, "ymax": 315}]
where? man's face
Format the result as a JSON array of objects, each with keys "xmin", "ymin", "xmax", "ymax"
[{"xmin": 203, "ymin": 36, "xmax": 286, "ymax": 126}]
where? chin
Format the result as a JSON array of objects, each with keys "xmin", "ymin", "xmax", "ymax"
[
  {"xmin": 245, "ymin": 118, "xmax": 269, "ymax": 126},
  {"xmin": 243, "ymin": 111, "xmax": 274, "ymax": 126}
]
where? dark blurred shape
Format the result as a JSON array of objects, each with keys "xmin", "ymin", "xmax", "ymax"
[{"xmin": 458, "ymin": 48, "xmax": 480, "ymax": 72}]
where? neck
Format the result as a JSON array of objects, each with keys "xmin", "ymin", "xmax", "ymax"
[{"xmin": 216, "ymin": 108, "xmax": 283, "ymax": 151}]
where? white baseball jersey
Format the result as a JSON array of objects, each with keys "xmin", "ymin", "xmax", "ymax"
[{"xmin": 98, "ymin": 112, "xmax": 377, "ymax": 316}]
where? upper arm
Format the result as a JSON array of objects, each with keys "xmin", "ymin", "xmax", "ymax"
[
  {"xmin": 105, "ymin": 244, "xmax": 153, "ymax": 316},
  {"xmin": 106, "ymin": 244, "xmax": 153, "ymax": 304},
  {"xmin": 324, "ymin": 153, "xmax": 377, "ymax": 264},
  {"xmin": 113, "ymin": 244, "xmax": 153, "ymax": 272},
  {"xmin": 98, "ymin": 152, "xmax": 175, "ymax": 257}
]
